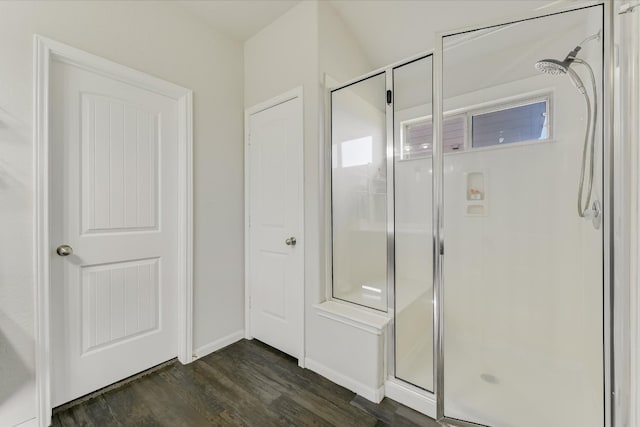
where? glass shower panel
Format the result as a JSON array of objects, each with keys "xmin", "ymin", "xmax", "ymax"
[
  {"xmin": 393, "ymin": 56, "xmax": 434, "ymax": 391},
  {"xmin": 440, "ymin": 5, "xmax": 604, "ymax": 427},
  {"xmin": 331, "ymin": 73, "xmax": 387, "ymax": 311}
]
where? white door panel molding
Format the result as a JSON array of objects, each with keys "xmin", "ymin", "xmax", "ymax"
[
  {"xmin": 245, "ymin": 88, "xmax": 304, "ymax": 364},
  {"xmin": 34, "ymin": 35, "xmax": 193, "ymax": 427}
]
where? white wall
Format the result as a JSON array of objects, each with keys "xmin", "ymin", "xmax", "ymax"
[
  {"xmin": 318, "ymin": 0, "xmax": 372, "ymax": 84},
  {"xmin": 0, "ymin": 2, "xmax": 244, "ymax": 425},
  {"xmin": 244, "ymin": 0, "xmax": 321, "ymax": 310},
  {"xmin": 244, "ymin": 0, "xmax": 369, "ymax": 333},
  {"xmin": 245, "ymin": 0, "xmax": 386, "ymax": 398},
  {"xmin": 440, "ymin": 76, "xmax": 603, "ymax": 427}
]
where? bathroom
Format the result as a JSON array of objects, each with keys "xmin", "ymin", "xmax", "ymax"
[{"xmin": 0, "ymin": 1, "xmax": 638, "ymax": 426}]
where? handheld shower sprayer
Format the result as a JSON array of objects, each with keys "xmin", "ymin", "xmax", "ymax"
[
  {"xmin": 534, "ymin": 31, "xmax": 600, "ymax": 227},
  {"xmin": 535, "ymin": 30, "xmax": 600, "ymax": 90}
]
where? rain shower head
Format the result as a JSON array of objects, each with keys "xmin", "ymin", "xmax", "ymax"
[
  {"xmin": 534, "ymin": 31, "xmax": 600, "ymax": 77},
  {"xmin": 535, "ymin": 45, "xmax": 586, "ymax": 93},
  {"xmin": 535, "ymin": 58, "xmax": 570, "ymax": 75},
  {"xmin": 534, "ymin": 45, "xmax": 581, "ymax": 75}
]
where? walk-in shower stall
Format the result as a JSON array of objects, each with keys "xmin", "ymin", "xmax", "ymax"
[{"xmin": 329, "ymin": 4, "xmax": 612, "ymax": 426}]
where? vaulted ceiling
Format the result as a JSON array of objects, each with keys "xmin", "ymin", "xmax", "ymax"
[
  {"xmin": 178, "ymin": 0, "xmax": 574, "ymax": 69},
  {"xmin": 176, "ymin": 0, "xmax": 599, "ymax": 99},
  {"xmin": 177, "ymin": 0, "xmax": 299, "ymax": 41},
  {"xmin": 328, "ymin": 0, "xmax": 571, "ymax": 68}
]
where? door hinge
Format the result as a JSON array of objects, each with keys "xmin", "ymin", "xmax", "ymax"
[{"xmin": 386, "ymin": 90, "xmax": 393, "ymax": 105}]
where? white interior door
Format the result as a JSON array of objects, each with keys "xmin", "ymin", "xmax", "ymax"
[
  {"xmin": 248, "ymin": 95, "xmax": 304, "ymax": 360},
  {"xmin": 50, "ymin": 58, "xmax": 180, "ymax": 406}
]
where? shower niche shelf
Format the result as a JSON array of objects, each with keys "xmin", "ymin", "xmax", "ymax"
[{"xmin": 465, "ymin": 171, "xmax": 488, "ymax": 217}]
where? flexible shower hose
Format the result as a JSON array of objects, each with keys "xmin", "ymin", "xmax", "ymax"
[{"xmin": 575, "ymin": 59, "xmax": 598, "ymax": 218}]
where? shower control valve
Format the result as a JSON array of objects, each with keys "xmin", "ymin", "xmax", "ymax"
[{"xmin": 584, "ymin": 200, "xmax": 602, "ymax": 230}]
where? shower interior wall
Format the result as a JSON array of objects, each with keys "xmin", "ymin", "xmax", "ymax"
[{"xmin": 328, "ymin": 8, "xmax": 605, "ymax": 425}]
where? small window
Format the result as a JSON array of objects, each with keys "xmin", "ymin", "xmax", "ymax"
[
  {"xmin": 341, "ymin": 136, "xmax": 373, "ymax": 167},
  {"xmin": 471, "ymin": 100, "xmax": 549, "ymax": 148},
  {"xmin": 402, "ymin": 115, "xmax": 465, "ymax": 160}
]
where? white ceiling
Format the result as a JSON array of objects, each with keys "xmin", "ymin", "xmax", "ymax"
[
  {"xmin": 441, "ymin": 5, "xmax": 598, "ymax": 98},
  {"xmin": 328, "ymin": 0, "xmax": 566, "ymax": 68},
  {"xmin": 175, "ymin": 0, "xmax": 597, "ymax": 80},
  {"xmin": 177, "ymin": 0, "xmax": 300, "ymax": 41},
  {"xmin": 332, "ymin": 1, "xmax": 601, "ymax": 107}
]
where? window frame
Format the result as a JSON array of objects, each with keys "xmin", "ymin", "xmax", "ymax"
[
  {"xmin": 399, "ymin": 113, "xmax": 467, "ymax": 160},
  {"xmin": 398, "ymin": 91, "xmax": 553, "ymax": 161}
]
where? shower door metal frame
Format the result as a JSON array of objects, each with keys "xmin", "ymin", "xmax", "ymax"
[
  {"xmin": 432, "ymin": 2, "xmax": 616, "ymax": 427},
  {"xmin": 386, "ymin": 53, "xmax": 438, "ymax": 403},
  {"xmin": 325, "ymin": 51, "xmax": 440, "ymax": 414},
  {"xmin": 614, "ymin": 3, "xmax": 640, "ymax": 425},
  {"xmin": 327, "ymin": 69, "xmax": 389, "ymax": 312}
]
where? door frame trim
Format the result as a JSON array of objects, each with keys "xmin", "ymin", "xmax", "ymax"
[
  {"xmin": 244, "ymin": 87, "xmax": 305, "ymax": 365},
  {"xmin": 33, "ymin": 35, "xmax": 193, "ymax": 427}
]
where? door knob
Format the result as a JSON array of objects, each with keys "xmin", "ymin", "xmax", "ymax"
[
  {"xmin": 56, "ymin": 244, "xmax": 73, "ymax": 257},
  {"xmin": 285, "ymin": 237, "xmax": 297, "ymax": 246}
]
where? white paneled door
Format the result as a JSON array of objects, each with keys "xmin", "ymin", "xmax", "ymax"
[
  {"xmin": 248, "ymin": 94, "xmax": 303, "ymax": 361},
  {"xmin": 50, "ymin": 58, "xmax": 180, "ymax": 406}
]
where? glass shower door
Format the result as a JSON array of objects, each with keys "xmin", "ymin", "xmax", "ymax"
[
  {"xmin": 393, "ymin": 56, "xmax": 434, "ymax": 392},
  {"xmin": 331, "ymin": 73, "xmax": 388, "ymax": 311},
  {"xmin": 436, "ymin": 5, "xmax": 606, "ymax": 427}
]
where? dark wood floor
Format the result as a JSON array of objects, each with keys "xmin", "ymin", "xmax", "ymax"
[{"xmin": 52, "ymin": 339, "xmax": 440, "ymax": 427}]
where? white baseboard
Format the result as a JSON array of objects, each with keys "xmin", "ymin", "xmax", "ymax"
[
  {"xmin": 194, "ymin": 330, "xmax": 244, "ymax": 359},
  {"xmin": 15, "ymin": 418, "xmax": 37, "ymax": 427},
  {"xmin": 384, "ymin": 379, "xmax": 436, "ymax": 418},
  {"xmin": 304, "ymin": 358, "xmax": 384, "ymax": 403}
]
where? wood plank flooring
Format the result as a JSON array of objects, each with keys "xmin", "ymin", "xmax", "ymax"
[{"xmin": 52, "ymin": 339, "xmax": 440, "ymax": 427}]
